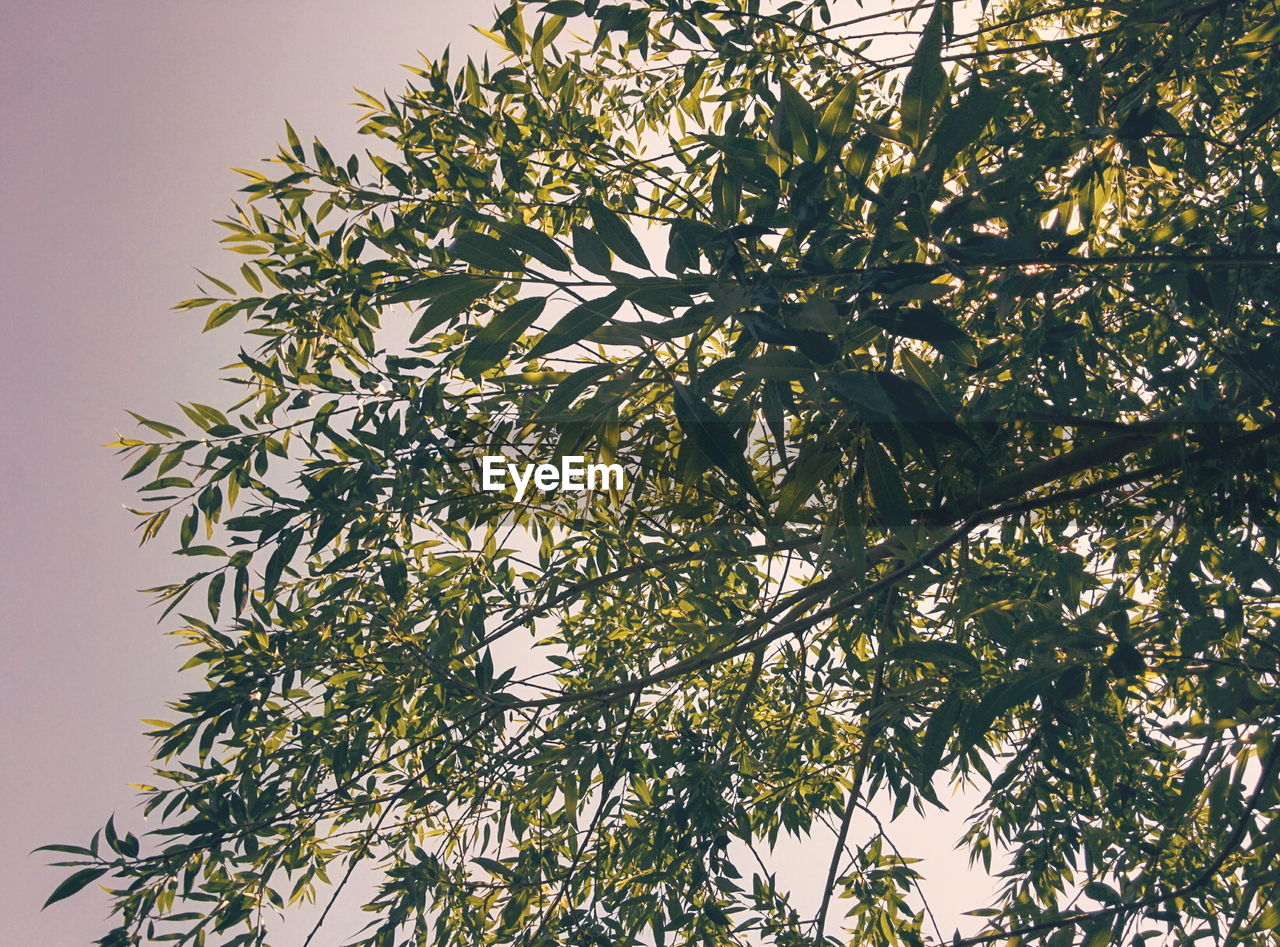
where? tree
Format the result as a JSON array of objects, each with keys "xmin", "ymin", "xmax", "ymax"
[{"xmin": 41, "ymin": 0, "xmax": 1280, "ymax": 943}]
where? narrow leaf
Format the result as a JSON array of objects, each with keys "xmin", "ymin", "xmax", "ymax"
[
  {"xmin": 410, "ymin": 279, "xmax": 500, "ymax": 343},
  {"xmin": 776, "ymin": 443, "xmax": 841, "ymax": 520},
  {"xmin": 572, "ymin": 225, "xmax": 614, "ymax": 275},
  {"xmin": 899, "ymin": 3, "xmax": 947, "ymax": 149},
  {"xmin": 43, "ymin": 867, "xmax": 109, "ymax": 909},
  {"xmin": 492, "ymin": 221, "xmax": 572, "ymax": 271},
  {"xmin": 527, "ymin": 292, "xmax": 624, "ymax": 358},
  {"xmin": 588, "ymin": 200, "xmax": 649, "ymax": 268},
  {"xmin": 818, "ymin": 77, "xmax": 860, "ymax": 148},
  {"xmin": 672, "ymin": 384, "xmax": 761, "ymax": 501},
  {"xmin": 460, "ymin": 296, "xmax": 548, "ymax": 376},
  {"xmin": 863, "ymin": 440, "xmax": 911, "ymax": 524},
  {"xmin": 926, "ymin": 83, "xmax": 1003, "ymax": 176},
  {"xmin": 451, "ymin": 231, "xmax": 524, "ymax": 272}
]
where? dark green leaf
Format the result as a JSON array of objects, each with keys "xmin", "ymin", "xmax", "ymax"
[
  {"xmin": 535, "ymin": 362, "xmax": 617, "ymax": 419},
  {"xmin": 409, "ymin": 279, "xmax": 500, "ymax": 343},
  {"xmin": 918, "ymin": 694, "xmax": 961, "ymax": 780},
  {"xmin": 451, "ymin": 231, "xmax": 524, "ymax": 272},
  {"xmin": 263, "ymin": 529, "xmax": 302, "ymax": 600},
  {"xmin": 1083, "ymin": 881, "xmax": 1122, "ymax": 905},
  {"xmin": 123, "ymin": 445, "xmax": 161, "ymax": 480},
  {"xmin": 962, "ymin": 670, "xmax": 1058, "ymax": 750},
  {"xmin": 233, "ymin": 566, "xmax": 249, "ymax": 617},
  {"xmin": 899, "ymin": 2, "xmax": 947, "ymax": 149},
  {"xmin": 778, "ymin": 80, "xmax": 818, "ymax": 163},
  {"xmin": 588, "ymin": 200, "xmax": 649, "ymax": 269},
  {"xmin": 527, "ymin": 292, "xmax": 624, "ymax": 358},
  {"xmin": 572, "ymin": 225, "xmax": 614, "ymax": 275},
  {"xmin": 891, "ymin": 640, "xmax": 978, "ymax": 669},
  {"xmin": 43, "ymin": 867, "xmax": 109, "ymax": 909},
  {"xmin": 672, "ymin": 384, "xmax": 761, "ymax": 502},
  {"xmin": 492, "ymin": 221, "xmax": 572, "ymax": 271},
  {"xmin": 926, "ymin": 83, "xmax": 1003, "ymax": 176},
  {"xmin": 862, "ymin": 440, "xmax": 911, "ymax": 524},
  {"xmin": 826, "ymin": 371, "xmax": 895, "ymax": 418},
  {"xmin": 775, "ymin": 443, "xmax": 841, "ymax": 519},
  {"xmin": 283, "ymin": 120, "xmax": 305, "ymax": 161},
  {"xmin": 817, "ymin": 77, "xmax": 860, "ymax": 150},
  {"xmin": 207, "ymin": 571, "xmax": 225, "ymax": 621},
  {"xmin": 460, "ymin": 296, "xmax": 548, "ymax": 376}
]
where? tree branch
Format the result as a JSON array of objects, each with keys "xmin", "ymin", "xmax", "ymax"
[{"xmin": 952, "ymin": 736, "xmax": 1280, "ymax": 946}]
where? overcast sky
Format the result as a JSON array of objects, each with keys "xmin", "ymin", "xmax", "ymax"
[
  {"xmin": 0, "ymin": 2, "xmax": 995, "ymax": 942},
  {"xmin": 0, "ymin": 3, "xmax": 493, "ymax": 940}
]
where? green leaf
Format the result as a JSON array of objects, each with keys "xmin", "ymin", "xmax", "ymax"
[
  {"xmin": 123, "ymin": 445, "xmax": 162, "ymax": 480},
  {"xmin": 846, "ymin": 121, "xmax": 886, "ymax": 184},
  {"xmin": 1082, "ymin": 928, "xmax": 1112, "ymax": 947},
  {"xmin": 382, "ymin": 273, "xmax": 470, "ymax": 305},
  {"xmin": 204, "ymin": 301, "xmax": 243, "ymax": 331},
  {"xmin": 176, "ymin": 545, "xmax": 225, "ymax": 557},
  {"xmin": 818, "ymin": 77, "xmax": 860, "ymax": 151},
  {"xmin": 492, "ymin": 221, "xmax": 572, "ymax": 271},
  {"xmin": 233, "ymin": 566, "xmax": 249, "ymax": 617},
  {"xmin": 612, "ymin": 276, "xmax": 695, "ymax": 314},
  {"xmin": 380, "ymin": 546, "xmax": 408, "ymax": 602},
  {"xmin": 1083, "ymin": 881, "xmax": 1122, "ymax": 905},
  {"xmin": 775, "ymin": 443, "xmax": 841, "ymax": 520},
  {"xmin": 572, "ymin": 225, "xmax": 614, "ymax": 275},
  {"xmin": 588, "ymin": 200, "xmax": 649, "ymax": 269},
  {"xmin": 899, "ymin": 2, "xmax": 947, "ymax": 149},
  {"xmin": 207, "ymin": 571, "xmax": 225, "ymax": 621},
  {"xmin": 741, "ymin": 349, "xmax": 814, "ymax": 381},
  {"xmin": 918, "ymin": 694, "xmax": 961, "ymax": 780},
  {"xmin": 926, "ymin": 83, "xmax": 1003, "ymax": 176},
  {"xmin": 962, "ymin": 669, "xmax": 1058, "ymax": 750},
  {"xmin": 460, "ymin": 296, "xmax": 548, "ymax": 377},
  {"xmin": 126, "ymin": 411, "xmax": 184, "ymax": 439},
  {"xmin": 527, "ymin": 292, "xmax": 624, "ymax": 359},
  {"xmin": 32, "ymin": 843, "xmax": 96, "ymax": 857},
  {"xmin": 283, "ymin": 120, "xmax": 305, "ymax": 161},
  {"xmin": 535, "ymin": 362, "xmax": 617, "ymax": 419},
  {"xmin": 142, "ymin": 476, "xmax": 194, "ymax": 491},
  {"xmin": 698, "ymin": 134, "xmax": 771, "ymax": 164},
  {"xmin": 863, "ymin": 440, "xmax": 911, "ymax": 524},
  {"xmin": 665, "ymin": 220, "xmax": 713, "ymax": 273},
  {"xmin": 540, "ymin": 0, "xmax": 584, "ymax": 14},
  {"xmin": 320, "ymin": 547, "xmax": 369, "ymax": 574},
  {"xmin": 672, "ymin": 384, "xmax": 761, "ymax": 502},
  {"xmin": 194, "ymin": 268, "xmax": 236, "ymax": 296},
  {"xmin": 409, "ymin": 278, "xmax": 500, "ymax": 343},
  {"xmin": 869, "ymin": 304, "xmax": 975, "ymax": 364},
  {"xmin": 451, "ymin": 231, "xmax": 524, "ymax": 272},
  {"xmin": 263, "ymin": 529, "xmax": 302, "ymax": 600},
  {"xmin": 43, "ymin": 867, "xmax": 109, "ymax": 909},
  {"xmin": 178, "ymin": 510, "xmax": 198, "ymax": 548},
  {"xmin": 826, "ymin": 371, "xmax": 895, "ymax": 418},
  {"xmin": 898, "ymin": 349, "xmax": 950, "ymax": 409},
  {"xmin": 778, "ymin": 80, "xmax": 819, "ymax": 163},
  {"xmin": 762, "ymin": 379, "xmax": 789, "ymax": 462},
  {"xmin": 891, "ymin": 640, "xmax": 978, "ymax": 670},
  {"xmin": 104, "ymin": 814, "xmax": 122, "ymax": 855}
]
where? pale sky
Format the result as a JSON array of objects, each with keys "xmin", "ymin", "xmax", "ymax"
[
  {"xmin": 0, "ymin": 3, "xmax": 491, "ymax": 939},
  {"xmin": 0, "ymin": 2, "xmax": 998, "ymax": 942}
]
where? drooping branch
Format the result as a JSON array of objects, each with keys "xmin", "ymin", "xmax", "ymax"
[{"xmin": 952, "ymin": 737, "xmax": 1280, "ymax": 946}]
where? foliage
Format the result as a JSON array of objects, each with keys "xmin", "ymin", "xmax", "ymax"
[{"xmin": 42, "ymin": 0, "xmax": 1280, "ymax": 944}]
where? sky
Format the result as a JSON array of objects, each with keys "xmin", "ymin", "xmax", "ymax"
[
  {"xmin": 0, "ymin": 2, "xmax": 997, "ymax": 942},
  {"xmin": 0, "ymin": 2, "xmax": 491, "ymax": 940}
]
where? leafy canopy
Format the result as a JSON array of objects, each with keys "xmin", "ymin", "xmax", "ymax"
[{"xmin": 44, "ymin": 0, "xmax": 1280, "ymax": 945}]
